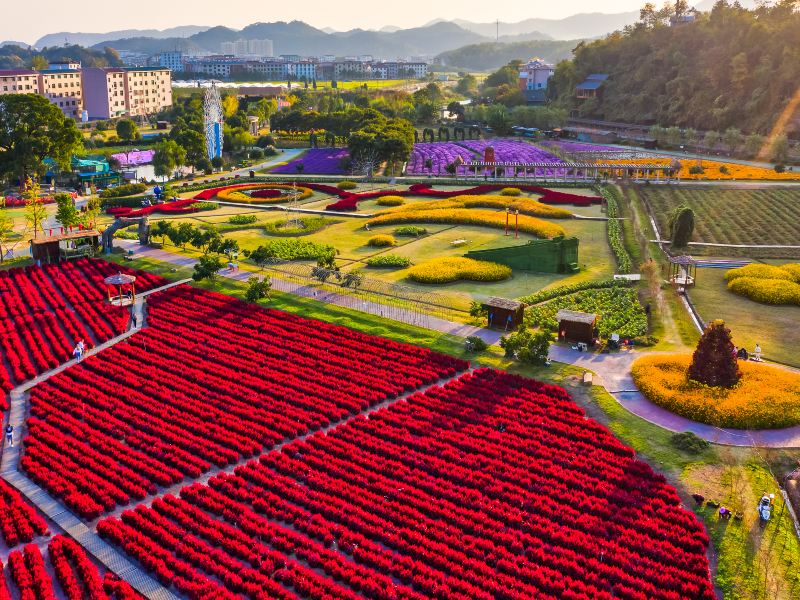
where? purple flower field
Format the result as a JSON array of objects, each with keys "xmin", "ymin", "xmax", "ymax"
[
  {"xmin": 405, "ymin": 142, "xmax": 476, "ymax": 175},
  {"xmin": 271, "ymin": 148, "xmax": 349, "ymax": 174},
  {"xmin": 111, "ymin": 150, "xmax": 155, "ymax": 166},
  {"xmin": 458, "ymin": 140, "xmax": 566, "ymax": 177}
]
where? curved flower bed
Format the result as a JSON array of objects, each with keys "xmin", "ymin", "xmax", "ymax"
[
  {"xmin": 106, "ymin": 198, "xmax": 204, "ymax": 218},
  {"xmin": 725, "ymin": 263, "xmax": 800, "ymax": 305},
  {"xmin": 408, "ymin": 257, "xmax": 512, "ymax": 283},
  {"xmin": 216, "ymin": 183, "xmax": 314, "ymax": 203},
  {"xmin": 632, "ymin": 354, "xmax": 800, "ymax": 429}
]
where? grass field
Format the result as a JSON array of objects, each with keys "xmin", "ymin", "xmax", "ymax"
[
  {"xmin": 688, "ymin": 265, "xmax": 800, "ymax": 367},
  {"xmin": 107, "ymin": 251, "xmax": 800, "ymax": 600},
  {"xmin": 638, "ymin": 186, "xmax": 800, "ymax": 258}
]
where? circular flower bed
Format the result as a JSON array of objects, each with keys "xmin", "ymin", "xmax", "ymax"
[
  {"xmin": 216, "ymin": 184, "xmax": 313, "ymax": 203},
  {"xmin": 408, "ymin": 257, "xmax": 511, "ymax": 284},
  {"xmin": 632, "ymin": 354, "xmax": 800, "ymax": 429}
]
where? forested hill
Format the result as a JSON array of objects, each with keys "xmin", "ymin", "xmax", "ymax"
[
  {"xmin": 548, "ymin": 1, "xmax": 800, "ymax": 134},
  {"xmin": 436, "ymin": 39, "xmax": 579, "ymax": 71},
  {"xmin": 0, "ymin": 44, "xmax": 123, "ymax": 70}
]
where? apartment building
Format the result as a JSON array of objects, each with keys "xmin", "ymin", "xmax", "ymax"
[
  {"xmin": 39, "ymin": 67, "xmax": 83, "ymax": 118},
  {"xmin": 81, "ymin": 67, "xmax": 172, "ymax": 119},
  {"xmin": 0, "ymin": 69, "xmax": 39, "ymax": 95}
]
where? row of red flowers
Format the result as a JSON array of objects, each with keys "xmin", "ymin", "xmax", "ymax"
[
  {"xmin": 106, "ymin": 199, "xmax": 201, "ymax": 218},
  {"xmin": 23, "ymin": 285, "xmax": 467, "ymax": 518},
  {"xmin": 0, "ymin": 479, "xmax": 49, "ymax": 549},
  {"xmin": 96, "ymin": 367, "xmax": 713, "ymax": 600},
  {"xmin": 1, "ymin": 536, "xmax": 143, "ymax": 600},
  {"xmin": 0, "ymin": 259, "xmax": 166, "ymax": 398}
]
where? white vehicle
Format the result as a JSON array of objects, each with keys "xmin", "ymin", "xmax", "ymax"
[{"xmin": 758, "ymin": 493, "xmax": 775, "ymax": 522}]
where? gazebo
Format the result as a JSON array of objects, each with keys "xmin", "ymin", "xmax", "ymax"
[
  {"xmin": 669, "ymin": 255, "xmax": 697, "ymax": 290},
  {"xmin": 104, "ymin": 272, "xmax": 137, "ymax": 306},
  {"xmin": 556, "ymin": 309, "xmax": 599, "ymax": 346}
]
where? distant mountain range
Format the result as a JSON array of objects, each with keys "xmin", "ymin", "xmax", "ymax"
[{"xmin": 28, "ymin": 11, "xmax": 648, "ymax": 59}]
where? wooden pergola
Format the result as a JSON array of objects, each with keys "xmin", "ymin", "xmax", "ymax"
[
  {"xmin": 104, "ymin": 272, "xmax": 137, "ymax": 307},
  {"xmin": 669, "ymin": 255, "xmax": 697, "ymax": 289},
  {"xmin": 464, "ymin": 161, "xmax": 676, "ymax": 181}
]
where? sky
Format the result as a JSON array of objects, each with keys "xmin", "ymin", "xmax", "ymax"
[{"xmin": 2, "ymin": 0, "xmax": 649, "ymax": 45}]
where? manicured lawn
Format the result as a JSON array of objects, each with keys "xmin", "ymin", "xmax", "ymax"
[
  {"xmin": 689, "ymin": 265, "xmax": 800, "ymax": 367},
  {"xmin": 637, "ymin": 186, "xmax": 800, "ymax": 258}
]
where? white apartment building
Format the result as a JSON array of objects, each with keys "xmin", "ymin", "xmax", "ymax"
[
  {"xmin": 220, "ymin": 39, "xmax": 273, "ymax": 57},
  {"xmin": 39, "ymin": 67, "xmax": 83, "ymax": 118},
  {"xmin": 158, "ymin": 51, "xmax": 184, "ymax": 72},
  {"xmin": 82, "ymin": 67, "xmax": 172, "ymax": 119},
  {"xmin": 0, "ymin": 70, "xmax": 39, "ymax": 95}
]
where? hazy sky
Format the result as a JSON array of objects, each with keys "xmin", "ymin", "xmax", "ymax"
[{"xmin": 3, "ymin": 0, "xmax": 648, "ymax": 45}]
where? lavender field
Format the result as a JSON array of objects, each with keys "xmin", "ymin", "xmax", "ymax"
[{"xmin": 271, "ymin": 148, "xmax": 349, "ymax": 174}]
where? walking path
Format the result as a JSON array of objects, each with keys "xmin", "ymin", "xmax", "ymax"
[
  {"xmin": 117, "ymin": 240, "xmax": 800, "ymax": 448},
  {"xmin": 0, "ymin": 280, "xmax": 190, "ymax": 599}
]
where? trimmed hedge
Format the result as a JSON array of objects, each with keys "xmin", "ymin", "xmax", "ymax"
[
  {"xmin": 375, "ymin": 196, "xmax": 405, "ymax": 206},
  {"xmin": 99, "ymin": 183, "xmax": 147, "ymax": 199},
  {"xmin": 367, "ymin": 234, "xmax": 397, "ymax": 247},
  {"xmin": 600, "ymin": 186, "xmax": 633, "ymax": 274},
  {"xmin": 365, "ymin": 254, "xmax": 411, "ymax": 268}
]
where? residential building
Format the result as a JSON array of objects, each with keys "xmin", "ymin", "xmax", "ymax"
[
  {"xmin": 46, "ymin": 61, "xmax": 81, "ymax": 71},
  {"xmin": 247, "ymin": 39, "xmax": 274, "ymax": 57},
  {"xmin": 288, "ymin": 61, "xmax": 316, "ymax": 81},
  {"xmin": 0, "ymin": 69, "xmax": 39, "ymax": 95},
  {"xmin": 576, "ymin": 73, "xmax": 609, "ymax": 100},
  {"xmin": 158, "ymin": 51, "xmax": 184, "ymax": 72},
  {"xmin": 82, "ymin": 67, "xmax": 172, "ymax": 119},
  {"xmin": 518, "ymin": 58, "xmax": 554, "ymax": 92},
  {"xmin": 39, "ymin": 67, "xmax": 83, "ymax": 118}
]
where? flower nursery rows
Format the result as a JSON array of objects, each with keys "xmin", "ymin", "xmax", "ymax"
[
  {"xmin": 0, "ymin": 479, "xmax": 49, "ymax": 550},
  {"xmin": 0, "ymin": 259, "xmax": 165, "ymax": 402},
  {"xmin": 0, "ymin": 535, "xmax": 143, "ymax": 600},
  {"xmin": 23, "ymin": 285, "xmax": 467, "ymax": 519},
  {"xmin": 97, "ymin": 367, "xmax": 714, "ymax": 600}
]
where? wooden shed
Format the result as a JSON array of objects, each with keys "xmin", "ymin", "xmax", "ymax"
[
  {"xmin": 30, "ymin": 230, "xmax": 101, "ymax": 264},
  {"xmin": 483, "ymin": 297, "xmax": 525, "ymax": 331},
  {"xmin": 556, "ymin": 309, "xmax": 598, "ymax": 345}
]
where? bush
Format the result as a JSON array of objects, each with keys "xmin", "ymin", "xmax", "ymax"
[
  {"xmin": 727, "ymin": 277, "xmax": 800, "ymax": 306},
  {"xmin": 365, "ymin": 254, "xmax": 411, "ymax": 268},
  {"xmin": 394, "ymin": 226, "xmax": 427, "ymax": 237},
  {"xmin": 632, "ymin": 354, "xmax": 800, "ymax": 429},
  {"xmin": 376, "ymin": 196, "xmax": 405, "ymax": 206},
  {"xmin": 408, "ymin": 257, "xmax": 512, "ymax": 284},
  {"xmin": 249, "ymin": 148, "xmax": 264, "ymax": 160},
  {"xmin": 600, "ymin": 186, "xmax": 633, "ymax": 274},
  {"xmin": 499, "ymin": 187, "xmax": 522, "ymax": 196},
  {"xmin": 500, "ymin": 328, "xmax": 551, "ymax": 365},
  {"xmin": 245, "ymin": 239, "xmax": 336, "ymax": 263},
  {"xmin": 99, "ymin": 183, "xmax": 147, "ymax": 199},
  {"xmin": 337, "ymin": 180, "xmax": 358, "ymax": 190},
  {"xmin": 688, "ymin": 165, "xmax": 704, "ymax": 175},
  {"xmin": 719, "ymin": 165, "xmax": 729, "ymax": 175},
  {"xmin": 367, "ymin": 234, "xmax": 396, "ymax": 248},
  {"xmin": 465, "ymin": 336, "xmax": 488, "ymax": 353},
  {"xmin": 263, "ymin": 217, "xmax": 330, "ymax": 236},
  {"xmin": 229, "ymin": 214, "xmax": 258, "ymax": 225},
  {"xmin": 262, "ymin": 145, "xmax": 279, "ymax": 156},
  {"xmin": 669, "ymin": 432, "xmax": 710, "ymax": 455},
  {"xmin": 725, "ymin": 263, "xmax": 800, "ymax": 283},
  {"xmin": 775, "ymin": 164, "xmax": 786, "ymax": 173}
]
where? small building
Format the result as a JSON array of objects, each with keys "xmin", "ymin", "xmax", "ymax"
[
  {"xmin": 576, "ymin": 73, "xmax": 609, "ymax": 100},
  {"xmin": 556, "ymin": 309, "xmax": 598, "ymax": 345},
  {"xmin": 30, "ymin": 230, "xmax": 101, "ymax": 263},
  {"xmin": 483, "ymin": 297, "xmax": 525, "ymax": 331},
  {"xmin": 669, "ymin": 255, "xmax": 697, "ymax": 289}
]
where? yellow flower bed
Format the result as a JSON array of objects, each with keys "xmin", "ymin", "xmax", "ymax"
[
  {"xmin": 407, "ymin": 257, "xmax": 512, "ymax": 284},
  {"xmin": 375, "ymin": 196, "xmax": 405, "ymax": 206},
  {"xmin": 216, "ymin": 184, "xmax": 313, "ymax": 203},
  {"xmin": 369, "ymin": 198, "xmax": 567, "ymax": 239},
  {"xmin": 604, "ymin": 158, "xmax": 800, "ymax": 181},
  {"xmin": 367, "ymin": 234, "xmax": 396, "ymax": 247},
  {"xmin": 725, "ymin": 263, "xmax": 800, "ymax": 305},
  {"xmin": 632, "ymin": 354, "xmax": 800, "ymax": 429}
]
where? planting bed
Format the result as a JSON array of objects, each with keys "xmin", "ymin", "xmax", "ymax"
[{"xmin": 97, "ymin": 368, "xmax": 715, "ymax": 600}]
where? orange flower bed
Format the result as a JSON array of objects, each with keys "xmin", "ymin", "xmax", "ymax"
[
  {"xmin": 600, "ymin": 158, "xmax": 800, "ymax": 180},
  {"xmin": 632, "ymin": 354, "xmax": 800, "ymax": 429}
]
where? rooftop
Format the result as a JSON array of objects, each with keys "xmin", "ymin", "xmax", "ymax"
[
  {"xmin": 30, "ymin": 230, "xmax": 100, "ymax": 245},
  {"xmin": 556, "ymin": 309, "xmax": 598, "ymax": 324},
  {"xmin": 484, "ymin": 297, "xmax": 523, "ymax": 311}
]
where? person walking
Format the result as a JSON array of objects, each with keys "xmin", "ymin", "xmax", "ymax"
[{"xmin": 5, "ymin": 424, "xmax": 13, "ymax": 447}]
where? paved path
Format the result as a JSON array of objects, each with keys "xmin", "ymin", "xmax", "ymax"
[
  {"xmin": 1, "ymin": 282, "xmax": 189, "ymax": 599},
  {"xmin": 116, "ymin": 240, "xmax": 800, "ymax": 448}
]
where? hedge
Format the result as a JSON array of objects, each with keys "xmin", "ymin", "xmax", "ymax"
[{"xmin": 600, "ymin": 186, "xmax": 633, "ymax": 274}]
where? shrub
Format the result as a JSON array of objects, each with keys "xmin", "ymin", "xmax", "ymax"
[
  {"xmin": 229, "ymin": 214, "xmax": 258, "ymax": 225},
  {"xmin": 376, "ymin": 196, "xmax": 405, "ymax": 206},
  {"xmin": 725, "ymin": 263, "xmax": 800, "ymax": 283},
  {"xmin": 727, "ymin": 277, "xmax": 800, "ymax": 306},
  {"xmin": 669, "ymin": 431, "xmax": 710, "ymax": 455},
  {"xmin": 688, "ymin": 165, "xmax": 704, "ymax": 175},
  {"xmin": 500, "ymin": 327, "xmax": 551, "ymax": 365},
  {"xmin": 367, "ymin": 234, "xmax": 396, "ymax": 248},
  {"xmin": 600, "ymin": 187, "xmax": 633, "ymax": 273},
  {"xmin": 499, "ymin": 187, "xmax": 522, "ymax": 196},
  {"xmin": 632, "ymin": 354, "xmax": 800, "ymax": 429},
  {"xmin": 407, "ymin": 257, "xmax": 512, "ymax": 284},
  {"xmin": 263, "ymin": 217, "xmax": 330, "ymax": 236},
  {"xmin": 245, "ymin": 239, "xmax": 336, "ymax": 263},
  {"xmin": 365, "ymin": 255, "xmax": 411, "ymax": 268},
  {"xmin": 464, "ymin": 336, "xmax": 488, "ymax": 353},
  {"xmin": 719, "ymin": 165, "xmax": 729, "ymax": 175},
  {"xmin": 337, "ymin": 180, "xmax": 358, "ymax": 190},
  {"xmin": 99, "ymin": 183, "xmax": 147, "ymax": 199},
  {"xmin": 193, "ymin": 202, "xmax": 217, "ymax": 212},
  {"xmin": 775, "ymin": 164, "xmax": 786, "ymax": 173},
  {"xmin": 669, "ymin": 204, "xmax": 695, "ymax": 248},
  {"xmin": 394, "ymin": 226, "xmax": 427, "ymax": 237},
  {"xmin": 688, "ymin": 320, "xmax": 741, "ymax": 388}
]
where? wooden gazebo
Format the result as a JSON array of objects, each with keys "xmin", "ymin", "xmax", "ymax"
[
  {"xmin": 104, "ymin": 272, "xmax": 137, "ymax": 306},
  {"xmin": 483, "ymin": 297, "xmax": 525, "ymax": 331},
  {"xmin": 556, "ymin": 309, "xmax": 598, "ymax": 346},
  {"xmin": 669, "ymin": 255, "xmax": 697, "ymax": 290}
]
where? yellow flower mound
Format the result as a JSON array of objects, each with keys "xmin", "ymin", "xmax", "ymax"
[
  {"xmin": 725, "ymin": 263, "xmax": 800, "ymax": 305},
  {"xmin": 407, "ymin": 257, "xmax": 512, "ymax": 284},
  {"xmin": 367, "ymin": 234, "xmax": 396, "ymax": 247},
  {"xmin": 375, "ymin": 196, "xmax": 405, "ymax": 206},
  {"xmin": 216, "ymin": 184, "xmax": 313, "ymax": 203},
  {"xmin": 632, "ymin": 354, "xmax": 800, "ymax": 429}
]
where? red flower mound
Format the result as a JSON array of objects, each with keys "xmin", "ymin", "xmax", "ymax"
[
  {"xmin": 0, "ymin": 480, "xmax": 49, "ymax": 549},
  {"xmin": 106, "ymin": 198, "xmax": 200, "ymax": 218},
  {"xmin": 22, "ymin": 285, "xmax": 467, "ymax": 519},
  {"xmin": 0, "ymin": 259, "xmax": 166, "ymax": 399},
  {"xmin": 98, "ymin": 368, "xmax": 714, "ymax": 600}
]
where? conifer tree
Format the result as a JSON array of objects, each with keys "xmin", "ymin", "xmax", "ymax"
[{"xmin": 688, "ymin": 319, "xmax": 740, "ymax": 388}]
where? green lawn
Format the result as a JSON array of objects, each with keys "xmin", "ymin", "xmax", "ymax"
[{"xmin": 688, "ymin": 265, "xmax": 800, "ymax": 367}]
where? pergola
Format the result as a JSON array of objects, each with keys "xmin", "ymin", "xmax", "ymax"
[
  {"xmin": 668, "ymin": 255, "xmax": 697, "ymax": 289},
  {"xmin": 104, "ymin": 272, "xmax": 137, "ymax": 307},
  {"xmin": 464, "ymin": 161, "xmax": 676, "ymax": 181}
]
